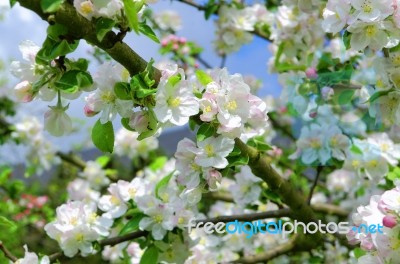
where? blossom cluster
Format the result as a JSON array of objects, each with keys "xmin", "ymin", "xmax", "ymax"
[
  {"xmin": 45, "ymin": 201, "xmax": 113, "ymax": 257},
  {"xmin": 13, "ymin": 245, "xmax": 49, "ymax": 264},
  {"xmin": 114, "ymin": 128, "xmax": 159, "ymax": 159},
  {"xmin": 11, "ymin": 116, "xmax": 60, "ymax": 174},
  {"xmin": 267, "ymin": 1, "xmax": 325, "ymax": 72},
  {"xmin": 74, "ymin": 0, "xmax": 157, "ymax": 21},
  {"xmin": 175, "ymin": 136, "xmax": 234, "ymax": 192},
  {"xmin": 154, "ymin": 66, "xmax": 269, "ymax": 139},
  {"xmin": 323, "ymin": 0, "xmax": 400, "ymax": 51},
  {"xmin": 214, "ymin": 4, "xmax": 269, "ymax": 54},
  {"xmin": 347, "ymin": 182, "xmax": 400, "ymax": 263}
]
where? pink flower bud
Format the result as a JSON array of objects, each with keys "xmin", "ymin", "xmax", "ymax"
[
  {"xmin": 172, "ymin": 44, "xmax": 179, "ymax": 50},
  {"xmin": 309, "ymin": 111, "xmax": 318, "ymax": 118},
  {"xmin": 14, "ymin": 81, "xmax": 34, "ymax": 102},
  {"xmin": 161, "ymin": 39, "xmax": 169, "ymax": 47},
  {"xmin": 179, "ymin": 37, "xmax": 187, "ymax": 44},
  {"xmin": 84, "ymin": 105, "xmax": 98, "ymax": 117},
  {"xmin": 129, "ymin": 111, "xmax": 149, "ymax": 133},
  {"xmin": 383, "ymin": 215, "xmax": 397, "ymax": 228},
  {"xmin": 305, "ymin": 67, "xmax": 318, "ymax": 79},
  {"xmin": 360, "ymin": 238, "xmax": 375, "ymax": 251}
]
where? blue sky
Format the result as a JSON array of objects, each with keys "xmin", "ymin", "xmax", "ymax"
[{"xmin": 0, "ymin": 0, "xmax": 280, "ymax": 155}]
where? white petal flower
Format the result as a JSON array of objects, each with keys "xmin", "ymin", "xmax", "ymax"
[{"xmin": 195, "ymin": 136, "xmax": 234, "ymax": 169}]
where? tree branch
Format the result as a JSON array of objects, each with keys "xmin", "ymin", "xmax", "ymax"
[
  {"xmin": 0, "ymin": 241, "xmax": 18, "ymax": 262},
  {"xmin": 234, "ymin": 138, "xmax": 324, "ymax": 251},
  {"xmin": 56, "ymin": 151, "xmax": 86, "ymax": 170},
  {"xmin": 307, "ymin": 166, "xmax": 323, "ymax": 205},
  {"xmin": 49, "ymin": 230, "xmax": 149, "ymax": 261},
  {"xmin": 232, "ymin": 236, "xmax": 297, "ymax": 263},
  {"xmin": 17, "ymin": 0, "xmax": 161, "ymax": 82},
  {"xmin": 197, "ymin": 209, "xmax": 291, "ymax": 224}
]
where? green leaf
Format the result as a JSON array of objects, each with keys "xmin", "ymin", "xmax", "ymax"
[
  {"xmin": 204, "ymin": 0, "xmax": 218, "ymax": 20},
  {"xmin": 9, "ymin": 0, "xmax": 17, "ymax": 7},
  {"xmin": 196, "ymin": 123, "xmax": 216, "ymax": 141},
  {"xmin": 167, "ymin": 75, "xmax": 181, "ymax": 87},
  {"xmin": 0, "ymin": 216, "xmax": 17, "ymax": 230},
  {"xmin": 350, "ymin": 144, "xmax": 363, "ymax": 155},
  {"xmin": 149, "ymin": 156, "xmax": 168, "ymax": 171},
  {"xmin": 41, "ymin": 0, "xmax": 64, "ymax": 13},
  {"xmin": 96, "ymin": 18, "xmax": 116, "ymax": 42},
  {"xmin": 96, "ymin": 155, "xmax": 110, "ymax": 167},
  {"xmin": 123, "ymin": 0, "xmax": 144, "ymax": 33},
  {"xmin": 121, "ymin": 117, "xmax": 135, "ymax": 131},
  {"xmin": 114, "ymin": 82, "xmax": 131, "ymax": 100},
  {"xmin": 140, "ymin": 246, "xmax": 159, "ymax": 264},
  {"xmin": 137, "ymin": 109, "xmax": 158, "ymax": 140},
  {"xmin": 54, "ymin": 70, "xmax": 93, "ymax": 93},
  {"xmin": 337, "ymin": 89, "xmax": 355, "ymax": 105},
  {"xmin": 155, "ymin": 172, "xmax": 173, "ymax": 199},
  {"xmin": 227, "ymin": 154, "xmax": 249, "ymax": 167},
  {"xmin": 368, "ymin": 89, "xmax": 393, "ymax": 103},
  {"xmin": 119, "ymin": 214, "xmax": 145, "ymax": 235},
  {"xmin": 247, "ymin": 137, "xmax": 272, "ymax": 152},
  {"xmin": 195, "ymin": 70, "xmax": 213, "ymax": 86},
  {"xmin": 47, "ymin": 23, "xmax": 68, "ymax": 41},
  {"xmin": 342, "ymin": 31, "xmax": 351, "ymax": 50},
  {"xmin": 353, "ymin": 248, "xmax": 366, "ymax": 258},
  {"xmin": 139, "ymin": 22, "xmax": 159, "ymax": 43},
  {"xmin": 0, "ymin": 166, "xmax": 12, "ymax": 186},
  {"xmin": 37, "ymin": 38, "xmax": 79, "ymax": 61},
  {"xmin": 137, "ymin": 88, "xmax": 156, "ymax": 99},
  {"xmin": 92, "ymin": 120, "xmax": 114, "ymax": 153}
]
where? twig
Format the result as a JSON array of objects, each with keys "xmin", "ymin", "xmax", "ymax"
[
  {"xmin": 205, "ymin": 192, "xmax": 349, "ymax": 217},
  {"xmin": 0, "ymin": 241, "xmax": 18, "ymax": 262},
  {"xmin": 307, "ymin": 166, "xmax": 323, "ymax": 205},
  {"xmin": 194, "ymin": 55, "xmax": 213, "ymax": 69},
  {"xmin": 99, "ymin": 230, "xmax": 148, "ymax": 247},
  {"xmin": 196, "ymin": 209, "xmax": 291, "ymax": 224},
  {"xmin": 267, "ymin": 112, "xmax": 296, "ymax": 140},
  {"xmin": 220, "ymin": 55, "xmax": 226, "ymax": 68},
  {"xmin": 203, "ymin": 191, "xmax": 234, "ymax": 203},
  {"xmin": 56, "ymin": 151, "xmax": 86, "ymax": 170},
  {"xmin": 49, "ymin": 230, "xmax": 149, "ymax": 261},
  {"xmin": 232, "ymin": 236, "xmax": 297, "ymax": 263}
]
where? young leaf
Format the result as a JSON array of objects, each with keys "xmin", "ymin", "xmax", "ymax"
[
  {"xmin": 123, "ymin": 0, "xmax": 143, "ymax": 33},
  {"xmin": 96, "ymin": 18, "xmax": 116, "ymax": 42},
  {"xmin": 41, "ymin": 0, "xmax": 64, "ymax": 13},
  {"xmin": 92, "ymin": 120, "xmax": 115, "ymax": 153},
  {"xmin": 149, "ymin": 156, "xmax": 168, "ymax": 171},
  {"xmin": 139, "ymin": 22, "xmax": 160, "ymax": 43},
  {"xmin": 195, "ymin": 70, "xmax": 213, "ymax": 86},
  {"xmin": 119, "ymin": 213, "xmax": 145, "ymax": 235},
  {"xmin": 140, "ymin": 246, "xmax": 159, "ymax": 264},
  {"xmin": 155, "ymin": 172, "xmax": 173, "ymax": 199},
  {"xmin": 196, "ymin": 123, "xmax": 216, "ymax": 141},
  {"xmin": 114, "ymin": 82, "xmax": 131, "ymax": 100},
  {"xmin": 54, "ymin": 70, "xmax": 93, "ymax": 93},
  {"xmin": 121, "ymin": 117, "xmax": 135, "ymax": 131},
  {"xmin": 0, "ymin": 216, "xmax": 17, "ymax": 230}
]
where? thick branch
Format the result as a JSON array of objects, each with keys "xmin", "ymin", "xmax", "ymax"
[
  {"xmin": 234, "ymin": 138, "xmax": 323, "ymax": 250},
  {"xmin": 17, "ymin": 0, "xmax": 161, "ymax": 82}
]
